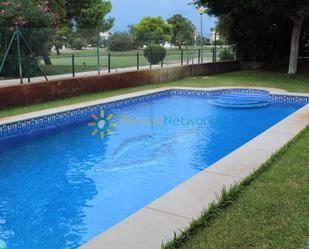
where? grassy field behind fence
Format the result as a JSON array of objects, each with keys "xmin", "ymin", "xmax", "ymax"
[{"xmin": 41, "ymin": 47, "xmax": 224, "ymax": 75}]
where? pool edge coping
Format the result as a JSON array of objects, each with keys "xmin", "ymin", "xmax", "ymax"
[{"xmin": 0, "ymin": 87, "xmax": 308, "ymax": 249}]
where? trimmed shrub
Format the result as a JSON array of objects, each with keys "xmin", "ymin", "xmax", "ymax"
[
  {"xmin": 143, "ymin": 45, "xmax": 167, "ymax": 64},
  {"xmin": 108, "ymin": 32, "xmax": 133, "ymax": 51},
  {"xmin": 219, "ymin": 48, "xmax": 234, "ymax": 61},
  {"xmin": 71, "ymin": 38, "xmax": 86, "ymax": 50}
]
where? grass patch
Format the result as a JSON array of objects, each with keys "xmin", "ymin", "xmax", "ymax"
[
  {"xmin": 0, "ymin": 70, "xmax": 309, "ymax": 119},
  {"xmin": 163, "ymin": 126, "xmax": 309, "ymax": 249},
  {"xmin": 42, "ymin": 48, "xmax": 222, "ymax": 75}
]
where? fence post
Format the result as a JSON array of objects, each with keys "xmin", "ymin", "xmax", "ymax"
[
  {"xmin": 96, "ymin": 29, "xmax": 100, "ymax": 75},
  {"xmin": 149, "ymin": 50, "xmax": 152, "ymax": 69},
  {"xmin": 16, "ymin": 26, "xmax": 23, "ymax": 84},
  {"xmin": 137, "ymin": 51, "xmax": 140, "ymax": 70},
  {"xmin": 108, "ymin": 53, "xmax": 111, "ymax": 73},
  {"xmin": 181, "ymin": 49, "xmax": 184, "ymax": 66},
  {"xmin": 198, "ymin": 49, "xmax": 201, "ymax": 64},
  {"xmin": 72, "ymin": 54, "xmax": 75, "ymax": 77},
  {"xmin": 186, "ymin": 47, "xmax": 189, "ymax": 65},
  {"xmin": 214, "ymin": 32, "xmax": 217, "ymax": 62}
]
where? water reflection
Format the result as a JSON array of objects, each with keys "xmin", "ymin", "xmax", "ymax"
[{"xmin": 0, "ymin": 124, "xmax": 110, "ymax": 248}]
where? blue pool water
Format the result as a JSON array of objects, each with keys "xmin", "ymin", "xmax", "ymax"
[{"xmin": 0, "ymin": 90, "xmax": 306, "ymax": 248}]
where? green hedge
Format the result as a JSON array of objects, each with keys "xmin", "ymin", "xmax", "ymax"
[{"xmin": 143, "ymin": 45, "xmax": 166, "ymax": 64}]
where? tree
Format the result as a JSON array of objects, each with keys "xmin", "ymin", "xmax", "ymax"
[
  {"xmin": 196, "ymin": 35, "xmax": 210, "ymax": 46},
  {"xmin": 288, "ymin": 4, "xmax": 309, "ymax": 74},
  {"xmin": 0, "ymin": 0, "xmax": 114, "ymax": 30},
  {"xmin": 63, "ymin": 0, "xmax": 114, "ymax": 31},
  {"xmin": 300, "ymin": 21, "xmax": 309, "ymax": 60},
  {"xmin": 0, "ymin": 0, "xmax": 62, "ymax": 71},
  {"xmin": 131, "ymin": 17, "xmax": 172, "ymax": 46},
  {"xmin": 195, "ymin": 0, "xmax": 309, "ymax": 74},
  {"xmin": 143, "ymin": 45, "xmax": 167, "ymax": 64},
  {"xmin": 52, "ymin": 27, "xmax": 71, "ymax": 55},
  {"xmin": 108, "ymin": 32, "xmax": 134, "ymax": 51},
  {"xmin": 167, "ymin": 14, "xmax": 195, "ymax": 49},
  {"xmin": 71, "ymin": 37, "xmax": 87, "ymax": 50},
  {"xmin": 0, "ymin": 0, "xmax": 61, "ymax": 27}
]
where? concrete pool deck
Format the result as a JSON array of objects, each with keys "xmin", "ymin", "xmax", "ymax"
[{"xmin": 0, "ymin": 86, "xmax": 308, "ymax": 249}]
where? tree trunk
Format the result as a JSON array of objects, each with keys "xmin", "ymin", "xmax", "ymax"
[
  {"xmin": 288, "ymin": 20, "xmax": 303, "ymax": 75},
  {"xmin": 288, "ymin": 7, "xmax": 309, "ymax": 75},
  {"xmin": 43, "ymin": 54, "xmax": 52, "ymax": 65},
  {"xmin": 56, "ymin": 47, "xmax": 61, "ymax": 55}
]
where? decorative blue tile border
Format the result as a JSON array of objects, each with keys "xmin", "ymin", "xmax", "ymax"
[
  {"xmin": 171, "ymin": 88, "xmax": 269, "ymax": 97},
  {"xmin": 0, "ymin": 88, "xmax": 308, "ymax": 140},
  {"xmin": 0, "ymin": 91, "xmax": 172, "ymax": 140},
  {"xmin": 172, "ymin": 89, "xmax": 309, "ymax": 104},
  {"xmin": 270, "ymin": 94, "xmax": 309, "ymax": 104}
]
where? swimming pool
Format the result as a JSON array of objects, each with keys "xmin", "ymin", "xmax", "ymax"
[{"xmin": 0, "ymin": 88, "xmax": 308, "ymax": 249}]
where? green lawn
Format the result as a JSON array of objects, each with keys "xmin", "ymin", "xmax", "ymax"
[
  {"xmin": 165, "ymin": 126, "xmax": 309, "ymax": 249},
  {"xmin": 0, "ymin": 70, "xmax": 309, "ymax": 118},
  {"xmin": 42, "ymin": 47, "xmax": 221, "ymax": 75}
]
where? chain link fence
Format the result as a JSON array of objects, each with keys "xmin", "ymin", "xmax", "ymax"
[{"xmin": 0, "ymin": 26, "xmax": 236, "ymax": 84}]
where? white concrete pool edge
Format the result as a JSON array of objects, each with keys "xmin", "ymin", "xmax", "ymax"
[{"xmin": 0, "ymin": 87, "xmax": 308, "ymax": 249}]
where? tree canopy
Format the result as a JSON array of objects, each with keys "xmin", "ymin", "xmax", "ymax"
[
  {"xmin": 0, "ymin": 0, "xmax": 62, "ymax": 27},
  {"xmin": 64, "ymin": 0, "xmax": 114, "ymax": 30},
  {"xmin": 196, "ymin": 0, "xmax": 309, "ymax": 18},
  {"xmin": 108, "ymin": 32, "xmax": 134, "ymax": 51},
  {"xmin": 0, "ymin": 0, "xmax": 114, "ymax": 31},
  {"xmin": 167, "ymin": 14, "xmax": 195, "ymax": 49},
  {"xmin": 194, "ymin": 0, "xmax": 309, "ymax": 74},
  {"xmin": 131, "ymin": 17, "xmax": 172, "ymax": 46}
]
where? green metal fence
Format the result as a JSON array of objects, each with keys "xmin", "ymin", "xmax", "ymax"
[{"xmin": 0, "ymin": 26, "xmax": 235, "ymax": 84}]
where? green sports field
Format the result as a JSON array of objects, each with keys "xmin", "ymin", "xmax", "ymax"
[{"xmin": 41, "ymin": 47, "xmax": 223, "ymax": 75}]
